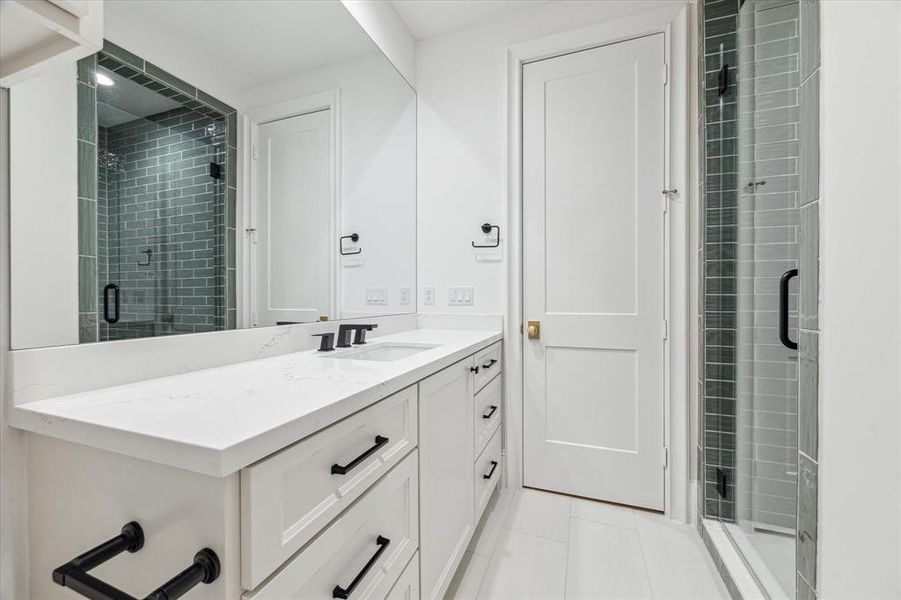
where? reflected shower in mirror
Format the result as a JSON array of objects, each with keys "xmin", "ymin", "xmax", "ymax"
[{"xmin": 8, "ymin": 0, "xmax": 416, "ymax": 349}]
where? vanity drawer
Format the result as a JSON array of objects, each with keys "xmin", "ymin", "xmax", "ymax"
[
  {"xmin": 473, "ymin": 375, "xmax": 502, "ymax": 457},
  {"xmin": 473, "ymin": 429, "xmax": 502, "ymax": 522},
  {"xmin": 241, "ymin": 386, "xmax": 418, "ymax": 589},
  {"xmin": 386, "ymin": 552, "xmax": 419, "ymax": 600},
  {"xmin": 473, "ymin": 342, "xmax": 502, "ymax": 392},
  {"xmin": 244, "ymin": 451, "xmax": 419, "ymax": 600}
]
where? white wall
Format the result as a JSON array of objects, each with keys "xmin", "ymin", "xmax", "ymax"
[
  {"xmin": 818, "ymin": 2, "xmax": 901, "ymax": 597},
  {"xmin": 8, "ymin": 63, "xmax": 79, "ymax": 349},
  {"xmin": 245, "ymin": 53, "xmax": 416, "ymax": 319},
  {"xmin": 340, "ymin": 0, "xmax": 416, "ymax": 88},
  {"xmin": 1, "ymin": 85, "xmax": 30, "ymax": 600},
  {"xmin": 415, "ymin": 0, "xmax": 685, "ymax": 315}
]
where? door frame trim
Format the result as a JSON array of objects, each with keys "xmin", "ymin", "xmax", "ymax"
[
  {"xmin": 243, "ymin": 90, "xmax": 341, "ymax": 326},
  {"xmin": 503, "ymin": 5, "xmax": 693, "ymax": 522}
]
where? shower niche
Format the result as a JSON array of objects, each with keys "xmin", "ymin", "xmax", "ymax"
[{"xmin": 79, "ymin": 46, "xmax": 236, "ymax": 342}]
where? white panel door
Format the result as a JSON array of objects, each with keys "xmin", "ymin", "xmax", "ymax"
[
  {"xmin": 254, "ymin": 109, "xmax": 332, "ymax": 326},
  {"xmin": 522, "ymin": 34, "xmax": 666, "ymax": 510}
]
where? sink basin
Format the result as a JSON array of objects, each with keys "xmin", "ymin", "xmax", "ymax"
[{"xmin": 329, "ymin": 343, "xmax": 438, "ymax": 362}]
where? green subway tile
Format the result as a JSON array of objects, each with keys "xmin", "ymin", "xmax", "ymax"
[
  {"xmin": 227, "ymin": 187, "xmax": 236, "ymax": 229},
  {"xmin": 227, "ymin": 269, "xmax": 236, "ymax": 310},
  {"xmin": 197, "ymin": 89, "xmax": 235, "ymax": 116},
  {"xmin": 77, "ymin": 55, "xmax": 96, "ymax": 86},
  {"xmin": 78, "ymin": 256, "xmax": 97, "ymax": 312},
  {"xmin": 78, "ymin": 140, "xmax": 97, "ymax": 200},
  {"xmin": 102, "ymin": 41, "xmax": 144, "ymax": 70},
  {"xmin": 79, "ymin": 312, "xmax": 98, "ymax": 343},
  {"xmin": 227, "ymin": 146, "xmax": 237, "ymax": 187},
  {"xmin": 227, "ymin": 112, "xmax": 237, "ymax": 147},
  {"xmin": 227, "ymin": 309, "xmax": 237, "ymax": 330},
  {"xmin": 77, "ymin": 83, "xmax": 96, "ymax": 143},
  {"xmin": 145, "ymin": 62, "xmax": 196, "ymax": 97},
  {"xmin": 226, "ymin": 231, "xmax": 236, "ymax": 266},
  {"xmin": 78, "ymin": 198, "xmax": 97, "ymax": 256}
]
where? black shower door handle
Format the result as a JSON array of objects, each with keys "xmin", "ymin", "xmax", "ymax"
[
  {"xmin": 103, "ymin": 284, "xmax": 120, "ymax": 325},
  {"xmin": 779, "ymin": 269, "xmax": 798, "ymax": 350}
]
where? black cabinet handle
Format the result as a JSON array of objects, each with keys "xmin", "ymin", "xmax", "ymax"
[
  {"xmin": 103, "ymin": 283, "xmax": 120, "ymax": 324},
  {"xmin": 483, "ymin": 461, "xmax": 499, "ymax": 480},
  {"xmin": 331, "ymin": 435, "xmax": 389, "ymax": 475},
  {"xmin": 470, "ymin": 366, "xmax": 480, "ymax": 374},
  {"xmin": 332, "ymin": 535, "xmax": 390, "ymax": 599},
  {"xmin": 52, "ymin": 521, "xmax": 220, "ymax": 600},
  {"xmin": 779, "ymin": 269, "xmax": 798, "ymax": 350},
  {"xmin": 482, "ymin": 405, "xmax": 498, "ymax": 419},
  {"xmin": 482, "ymin": 358, "xmax": 498, "ymax": 369}
]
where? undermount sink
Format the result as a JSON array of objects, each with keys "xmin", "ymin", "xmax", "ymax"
[{"xmin": 329, "ymin": 343, "xmax": 438, "ymax": 362}]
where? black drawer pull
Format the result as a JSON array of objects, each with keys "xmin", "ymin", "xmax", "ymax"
[
  {"xmin": 332, "ymin": 535, "xmax": 390, "ymax": 599},
  {"xmin": 482, "ymin": 358, "xmax": 498, "ymax": 369},
  {"xmin": 470, "ymin": 366, "xmax": 480, "ymax": 374},
  {"xmin": 482, "ymin": 405, "xmax": 498, "ymax": 419},
  {"xmin": 52, "ymin": 521, "xmax": 220, "ymax": 600},
  {"xmin": 331, "ymin": 435, "xmax": 389, "ymax": 475},
  {"xmin": 483, "ymin": 460, "xmax": 499, "ymax": 480},
  {"xmin": 779, "ymin": 269, "xmax": 798, "ymax": 350}
]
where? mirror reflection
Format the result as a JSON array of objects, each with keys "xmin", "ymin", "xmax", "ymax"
[{"xmin": 8, "ymin": 0, "xmax": 416, "ymax": 348}]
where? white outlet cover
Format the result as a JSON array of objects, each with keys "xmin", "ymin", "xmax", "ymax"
[
  {"xmin": 423, "ymin": 286, "xmax": 435, "ymax": 305},
  {"xmin": 399, "ymin": 286, "xmax": 410, "ymax": 305}
]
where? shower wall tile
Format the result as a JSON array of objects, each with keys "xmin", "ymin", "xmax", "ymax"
[
  {"xmin": 800, "ymin": 70, "xmax": 819, "ymax": 206},
  {"xmin": 800, "ymin": 0, "xmax": 820, "ymax": 80},
  {"xmin": 102, "ymin": 40, "xmax": 145, "ymax": 70},
  {"xmin": 144, "ymin": 62, "xmax": 196, "ymax": 98},
  {"xmin": 800, "ymin": 202, "xmax": 819, "ymax": 329},
  {"xmin": 78, "ymin": 198, "xmax": 97, "ymax": 256},
  {"xmin": 197, "ymin": 89, "xmax": 235, "ymax": 116},
  {"xmin": 78, "ymin": 140, "xmax": 97, "ymax": 199},
  {"xmin": 799, "ymin": 330, "xmax": 818, "ymax": 459},
  {"xmin": 797, "ymin": 573, "xmax": 816, "ymax": 600},
  {"xmin": 77, "ymin": 83, "xmax": 96, "ymax": 143},
  {"xmin": 77, "ymin": 54, "xmax": 96, "ymax": 85},
  {"xmin": 78, "ymin": 313, "xmax": 98, "ymax": 344},
  {"xmin": 78, "ymin": 256, "xmax": 97, "ymax": 312},
  {"xmin": 797, "ymin": 453, "xmax": 818, "ymax": 588}
]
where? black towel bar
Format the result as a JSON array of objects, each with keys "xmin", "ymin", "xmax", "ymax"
[{"xmin": 52, "ymin": 522, "xmax": 220, "ymax": 600}]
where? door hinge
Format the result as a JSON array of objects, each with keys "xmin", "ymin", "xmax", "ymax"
[
  {"xmin": 252, "ymin": 145, "xmax": 259, "ymax": 160},
  {"xmin": 662, "ymin": 319, "xmax": 668, "ymax": 340},
  {"xmin": 663, "ymin": 62, "xmax": 669, "ymax": 86},
  {"xmin": 662, "ymin": 446, "xmax": 669, "ymax": 468}
]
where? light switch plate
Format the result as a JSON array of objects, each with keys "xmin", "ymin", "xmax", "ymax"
[
  {"xmin": 366, "ymin": 287, "xmax": 388, "ymax": 305},
  {"xmin": 399, "ymin": 286, "xmax": 410, "ymax": 306},
  {"xmin": 423, "ymin": 286, "xmax": 435, "ymax": 305},
  {"xmin": 447, "ymin": 286, "xmax": 474, "ymax": 306}
]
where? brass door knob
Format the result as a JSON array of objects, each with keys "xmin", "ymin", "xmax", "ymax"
[{"xmin": 527, "ymin": 320, "xmax": 540, "ymax": 340}]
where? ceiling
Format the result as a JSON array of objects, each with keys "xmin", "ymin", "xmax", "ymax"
[
  {"xmin": 390, "ymin": 0, "xmax": 548, "ymax": 39},
  {"xmin": 96, "ymin": 67, "xmax": 183, "ymax": 127},
  {"xmin": 104, "ymin": 1, "xmax": 380, "ymax": 90}
]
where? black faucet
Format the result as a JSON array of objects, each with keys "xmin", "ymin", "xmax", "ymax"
[
  {"xmin": 312, "ymin": 332, "xmax": 335, "ymax": 352},
  {"xmin": 336, "ymin": 324, "xmax": 378, "ymax": 348}
]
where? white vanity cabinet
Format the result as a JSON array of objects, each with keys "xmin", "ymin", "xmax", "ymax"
[
  {"xmin": 419, "ymin": 340, "xmax": 503, "ymax": 600},
  {"xmin": 22, "ymin": 335, "xmax": 503, "ymax": 600}
]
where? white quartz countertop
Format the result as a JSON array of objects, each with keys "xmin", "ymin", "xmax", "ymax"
[{"xmin": 10, "ymin": 328, "xmax": 502, "ymax": 477}]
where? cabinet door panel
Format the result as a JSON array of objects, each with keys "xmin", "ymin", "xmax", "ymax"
[{"xmin": 418, "ymin": 359, "xmax": 474, "ymax": 600}]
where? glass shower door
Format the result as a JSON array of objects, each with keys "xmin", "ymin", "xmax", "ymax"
[{"xmin": 722, "ymin": 1, "xmax": 801, "ymax": 597}]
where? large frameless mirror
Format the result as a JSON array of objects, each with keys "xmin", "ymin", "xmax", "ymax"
[{"xmin": 8, "ymin": 0, "xmax": 416, "ymax": 348}]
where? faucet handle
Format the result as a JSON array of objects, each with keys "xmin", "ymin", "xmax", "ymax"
[
  {"xmin": 352, "ymin": 324, "xmax": 378, "ymax": 345},
  {"xmin": 312, "ymin": 333, "xmax": 335, "ymax": 352}
]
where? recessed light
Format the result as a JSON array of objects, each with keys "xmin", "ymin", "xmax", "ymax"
[{"xmin": 95, "ymin": 72, "xmax": 114, "ymax": 86}]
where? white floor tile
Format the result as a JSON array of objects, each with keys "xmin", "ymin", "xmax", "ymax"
[
  {"xmin": 570, "ymin": 497, "xmax": 638, "ymax": 529},
  {"xmin": 478, "ymin": 529, "xmax": 568, "ymax": 600},
  {"xmin": 503, "ymin": 488, "xmax": 572, "ymax": 542},
  {"xmin": 470, "ymin": 488, "xmax": 514, "ymax": 556},
  {"xmin": 564, "ymin": 518, "xmax": 653, "ymax": 599},
  {"xmin": 634, "ymin": 512, "xmax": 729, "ymax": 599},
  {"xmin": 448, "ymin": 551, "xmax": 491, "ymax": 600}
]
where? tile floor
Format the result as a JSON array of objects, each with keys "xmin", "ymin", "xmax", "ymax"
[{"xmin": 447, "ymin": 488, "xmax": 730, "ymax": 599}]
